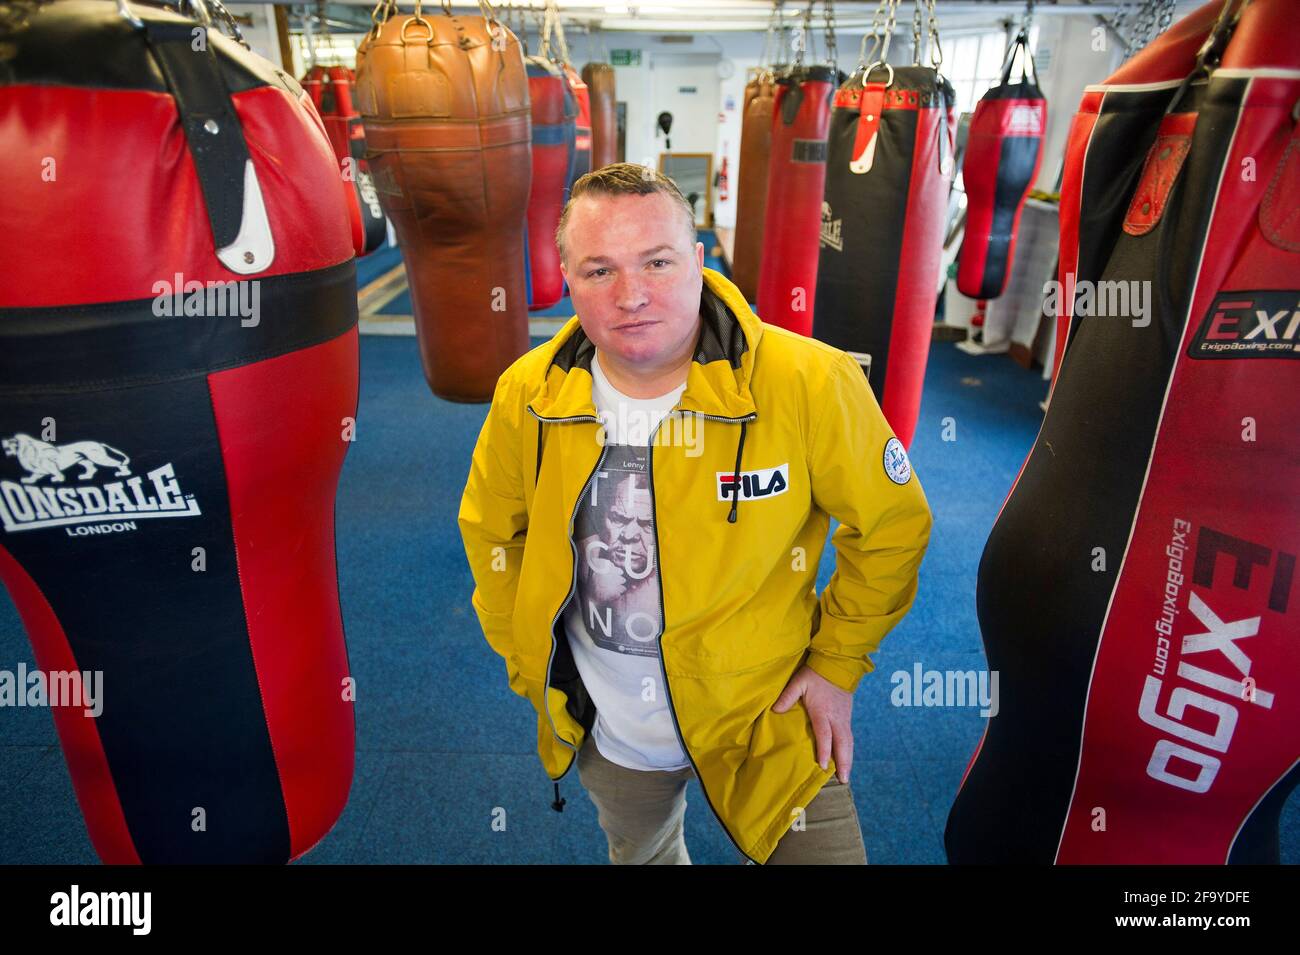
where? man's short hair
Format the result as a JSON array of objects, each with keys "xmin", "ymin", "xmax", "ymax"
[{"xmin": 555, "ymin": 162, "xmax": 697, "ymax": 267}]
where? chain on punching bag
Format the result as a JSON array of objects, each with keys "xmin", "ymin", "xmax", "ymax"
[
  {"xmin": 0, "ymin": 0, "xmax": 359, "ymax": 863},
  {"xmin": 355, "ymin": 0, "xmax": 531, "ymax": 402},
  {"xmin": 947, "ymin": 0, "xmax": 1300, "ymax": 864},
  {"xmin": 812, "ymin": 0, "xmax": 956, "ymax": 448}
]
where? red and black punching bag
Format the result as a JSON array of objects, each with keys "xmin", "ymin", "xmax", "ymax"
[
  {"xmin": 319, "ymin": 65, "xmax": 387, "ymax": 257},
  {"xmin": 812, "ymin": 63, "xmax": 956, "ymax": 448},
  {"xmin": 563, "ymin": 63, "xmax": 593, "ymax": 193},
  {"xmin": 956, "ymin": 29, "xmax": 1046, "ymax": 300},
  {"xmin": 355, "ymin": 1, "xmax": 532, "ymax": 402},
  {"xmin": 582, "ymin": 61, "xmax": 617, "ymax": 170},
  {"xmin": 0, "ymin": 0, "xmax": 360, "ymax": 863},
  {"xmin": 526, "ymin": 54, "xmax": 575, "ymax": 311},
  {"xmin": 947, "ymin": 0, "xmax": 1300, "ymax": 864},
  {"xmin": 755, "ymin": 64, "xmax": 836, "ymax": 336},
  {"xmin": 733, "ymin": 70, "xmax": 776, "ymax": 305}
]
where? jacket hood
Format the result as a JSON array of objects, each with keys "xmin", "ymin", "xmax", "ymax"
[{"xmin": 525, "ymin": 267, "xmax": 764, "ymax": 422}]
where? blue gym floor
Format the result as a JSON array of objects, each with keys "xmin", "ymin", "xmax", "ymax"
[{"xmin": 1, "ymin": 239, "xmax": 1295, "ymax": 864}]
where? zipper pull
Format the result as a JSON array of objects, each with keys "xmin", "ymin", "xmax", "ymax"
[{"xmin": 551, "ymin": 781, "xmax": 566, "ymax": 812}]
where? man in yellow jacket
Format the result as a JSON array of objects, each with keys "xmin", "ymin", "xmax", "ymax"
[{"xmin": 458, "ymin": 163, "xmax": 932, "ymax": 865}]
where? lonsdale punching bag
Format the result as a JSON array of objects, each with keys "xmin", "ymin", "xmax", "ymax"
[
  {"xmin": 956, "ymin": 29, "xmax": 1046, "ymax": 300},
  {"xmin": 812, "ymin": 60, "xmax": 956, "ymax": 449},
  {"xmin": 582, "ymin": 61, "xmax": 617, "ymax": 170},
  {"xmin": 525, "ymin": 54, "xmax": 575, "ymax": 311},
  {"xmin": 733, "ymin": 69, "xmax": 776, "ymax": 305},
  {"xmin": 947, "ymin": 0, "xmax": 1300, "ymax": 864},
  {"xmin": 755, "ymin": 64, "xmax": 836, "ymax": 335},
  {"xmin": 355, "ymin": 0, "xmax": 531, "ymax": 402},
  {"xmin": 0, "ymin": 0, "xmax": 360, "ymax": 863}
]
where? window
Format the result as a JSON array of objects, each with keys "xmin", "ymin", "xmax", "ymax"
[{"xmin": 939, "ymin": 26, "xmax": 1040, "ymax": 116}]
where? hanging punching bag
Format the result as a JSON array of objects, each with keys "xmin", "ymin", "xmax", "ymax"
[
  {"xmin": 355, "ymin": 1, "xmax": 531, "ymax": 402},
  {"xmin": 812, "ymin": 59, "xmax": 956, "ymax": 448},
  {"xmin": 302, "ymin": 63, "xmax": 327, "ymax": 111},
  {"xmin": 324, "ymin": 65, "xmax": 388, "ymax": 256},
  {"xmin": 733, "ymin": 69, "xmax": 776, "ymax": 305},
  {"xmin": 956, "ymin": 29, "xmax": 1046, "ymax": 300},
  {"xmin": 947, "ymin": 0, "xmax": 1300, "ymax": 864},
  {"xmin": 0, "ymin": 0, "xmax": 360, "ymax": 864},
  {"xmin": 755, "ymin": 64, "xmax": 836, "ymax": 336},
  {"xmin": 582, "ymin": 61, "xmax": 617, "ymax": 170},
  {"xmin": 563, "ymin": 64, "xmax": 592, "ymax": 193},
  {"xmin": 526, "ymin": 54, "xmax": 575, "ymax": 311}
]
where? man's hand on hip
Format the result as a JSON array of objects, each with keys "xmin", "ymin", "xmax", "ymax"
[{"xmin": 771, "ymin": 665, "xmax": 854, "ymax": 784}]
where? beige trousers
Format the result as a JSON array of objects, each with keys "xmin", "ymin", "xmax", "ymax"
[{"xmin": 575, "ymin": 733, "xmax": 868, "ymax": 865}]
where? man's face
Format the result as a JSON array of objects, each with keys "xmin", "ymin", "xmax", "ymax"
[{"xmin": 560, "ymin": 191, "xmax": 705, "ymax": 371}]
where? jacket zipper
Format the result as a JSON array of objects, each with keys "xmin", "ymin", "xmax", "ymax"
[
  {"xmin": 527, "ymin": 405, "xmax": 606, "ymax": 782},
  {"xmin": 647, "ymin": 407, "xmax": 760, "ymax": 865}
]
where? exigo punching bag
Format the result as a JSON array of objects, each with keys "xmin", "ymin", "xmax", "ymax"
[
  {"xmin": 0, "ymin": 0, "xmax": 360, "ymax": 864},
  {"xmin": 525, "ymin": 54, "xmax": 575, "ymax": 311},
  {"xmin": 755, "ymin": 64, "xmax": 836, "ymax": 335},
  {"xmin": 355, "ymin": 0, "xmax": 531, "ymax": 402},
  {"xmin": 947, "ymin": 0, "xmax": 1300, "ymax": 864},
  {"xmin": 324, "ymin": 65, "xmax": 388, "ymax": 257},
  {"xmin": 812, "ymin": 42, "xmax": 956, "ymax": 449},
  {"xmin": 956, "ymin": 28, "xmax": 1046, "ymax": 300},
  {"xmin": 733, "ymin": 69, "xmax": 776, "ymax": 305}
]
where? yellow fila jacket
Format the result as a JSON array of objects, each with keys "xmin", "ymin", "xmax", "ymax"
[{"xmin": 458, "ymin": 267, "xmax": 932, "ymax": 863}]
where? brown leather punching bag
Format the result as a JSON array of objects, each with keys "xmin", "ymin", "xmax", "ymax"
[
  {"xmin": 732, "ymin": 69, "xmax": 776, "ymax": 305},
  {"xmin": 582, "ymin": 61, "xmax": 618, "ymax": 170},
  {"xmin": 355, "ymin": 1, "xmax": 531, "ymax": 402}
]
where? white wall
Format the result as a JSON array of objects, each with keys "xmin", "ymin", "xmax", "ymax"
[{"xmin": 226, "ymin": 4, "xmax": 283, "ymax": 69}]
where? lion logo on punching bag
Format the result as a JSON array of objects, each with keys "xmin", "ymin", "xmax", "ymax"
[{"xmin": 2, "ymin": 433, "xmax": 132, "ymax": 485}]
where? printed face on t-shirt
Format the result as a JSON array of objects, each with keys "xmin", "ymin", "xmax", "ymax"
[{"xmin": 603, "ymin": 473, "xmax": 654, "ymax": 578}]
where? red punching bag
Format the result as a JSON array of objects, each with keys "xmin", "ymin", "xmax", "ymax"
[
  {"xmin": 541, "ymin": 2, "xmax": 590, "ymax": 194},
  {"xmin": 0, "ymin": 0, "xmax": 359, "ymax": 863},
  {"xmin": 526, "ymin": 54, "xmax": 575, "ymax": 311},
  {"xmin": 325, "ymin": 65, "xmax": 388, "ymax": 256},
  {"xmin": 302, "ymin": 63, "xmax": 327, "ymax": 112},
  {"xmin": 812, "ymin": 48, "xmax": 956, "ymax": 449},
  {"xmin": 947, "ymin": 0, "xmax": 1300, "ymax": 863},
  {"xmin": 755, "ymin": 64, "xmax": 836, "ymax": 336},
  {"xmin": 956, "ymin": 28, "xmax": 1046, "ymax": 300}
]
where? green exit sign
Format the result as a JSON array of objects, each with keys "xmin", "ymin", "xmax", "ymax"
[{"xmin": 610, "ymin": 49, "xmax": 641, "ymax": 66}]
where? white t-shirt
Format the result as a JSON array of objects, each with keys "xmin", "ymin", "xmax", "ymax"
[{"xmin": 562, "ymin": 351, "xmax": 692, "ymax": 772}]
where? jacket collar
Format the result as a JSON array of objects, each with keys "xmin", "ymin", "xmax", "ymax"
[{"xmin": 526, "ymin": 267, "xmax": 763, "ymax": 422}]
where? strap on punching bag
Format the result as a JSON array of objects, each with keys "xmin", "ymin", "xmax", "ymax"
[{"xmin": 123, "ymin": 0, "xmax": 275, "ymax": 274}]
